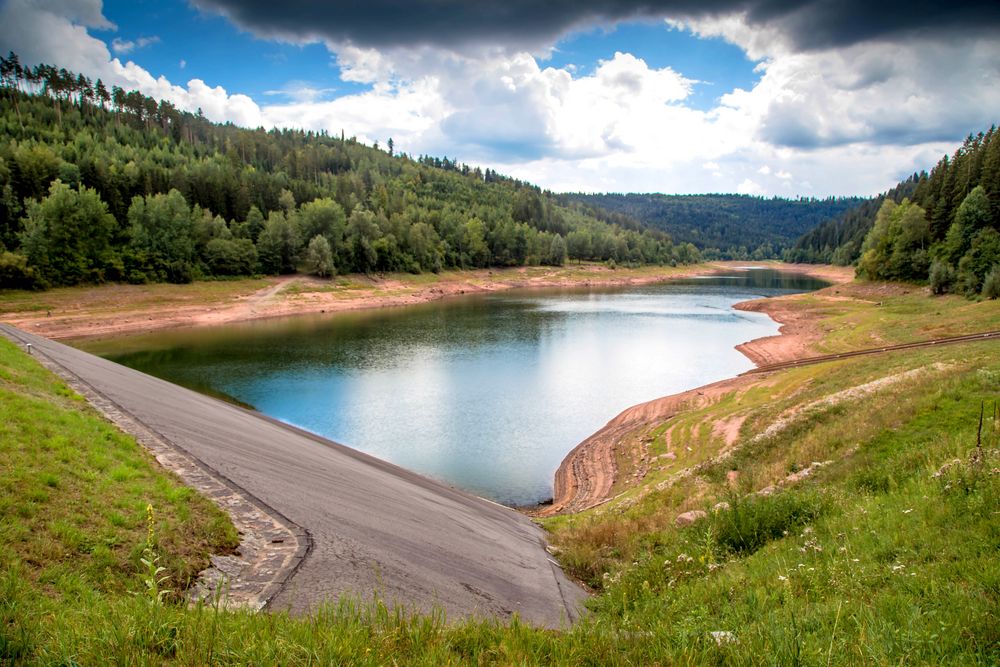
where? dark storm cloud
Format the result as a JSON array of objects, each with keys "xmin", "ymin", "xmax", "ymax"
[{"xmin": 191, "ymin": 0, "xmax": 1000, "ymax": 52}]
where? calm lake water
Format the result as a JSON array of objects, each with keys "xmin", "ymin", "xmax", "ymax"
[{"xmin": 79, "ymin": 269, "xmax": 827, "ymax": 505}]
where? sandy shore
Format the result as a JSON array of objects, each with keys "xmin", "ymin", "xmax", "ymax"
[
  {"xmin": 535, "ymin": 262, "xmax": 855, "ymax": 516},
  {"xmin": 1, "ymin": 262, "xmax": 771, "ymax": 341}
]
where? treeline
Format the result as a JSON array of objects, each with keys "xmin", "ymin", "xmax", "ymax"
[
  {"xmin": 0, "ymin": 54, "xmax": 696, "ymax": 288},
  {"xmin": 789, "ymin": 126, "xmax": 1000, "ymax": 297},
  {"xmin": 784, "ymin": 175, "xmax": 921, "ymax": 265},
  {"xmin": 561, "ymin": 193, "xmax": 867, "ymax": 259}
]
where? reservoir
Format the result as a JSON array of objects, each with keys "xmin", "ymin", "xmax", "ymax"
[{"xmin": 79, "ymin": 269, "xmax": 826, "ymax": 505}]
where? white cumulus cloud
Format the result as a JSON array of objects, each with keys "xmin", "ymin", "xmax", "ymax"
[
  {"xmin": 2, "ymin": 0, "xmax": 995, "ymax": 197},
  {"xmin": 111, "ymin": 35, "xmax": 159, "ymax": 55}
]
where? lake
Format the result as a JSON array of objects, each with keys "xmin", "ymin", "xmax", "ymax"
[{"xmin": 78, "ymin": 268, "xmax": 827, "ymax": 505}]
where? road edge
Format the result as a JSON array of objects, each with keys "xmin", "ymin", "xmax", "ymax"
[{"xmin": 0, "ymin": 323, "xmax": 312, "ymax": 612}]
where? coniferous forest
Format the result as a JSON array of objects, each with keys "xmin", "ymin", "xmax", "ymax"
[
  {"xmin": 562, "ymin": 192, "xmax": 867, "ymax": 260},
  {"xmin": 787, "ymin": 127, "xmax": 1000, "ymax": 297},
  {"xmin": 0, "ymin": 54, "xmax": 698, "ymax": 289}
]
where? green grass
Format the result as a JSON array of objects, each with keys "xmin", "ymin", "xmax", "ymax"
[
  {"xmin": 787, "ymin": 280, "xmax": 1000, "ymax": 353},
  {"xmin": 549, "ymin": 345, "xmax": 999, "ymax": 664},
  {"xmin": 0, "ymin": 336, "xmax": 237, "ymax": 641},
  {"xmin": 2, "ymin": 282, "xmax": 999, "ymax": 664}
]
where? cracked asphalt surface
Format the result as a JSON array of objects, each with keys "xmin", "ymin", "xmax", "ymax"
[{"xmin": 3, "ymin": 325, "xmax": 586, "ymax": 627}]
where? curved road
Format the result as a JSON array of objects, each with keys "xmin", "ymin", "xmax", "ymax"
[{"xmin": 3, "ymin": 325, "xmax": 585, "ymax": 627}]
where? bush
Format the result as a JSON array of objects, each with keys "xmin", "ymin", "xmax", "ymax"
[
  {"xmin": 304, "ymin": 235, "xmax": 335, "ymax": 277},
  {"xmin": 929, "ymin": 260, "xmax": 955, "ymax": 295},
  {"xmin": 0, "ymin": 251, "xmax": 42, "ymax": 289},
  {"xmin": 983, "ymin": 265, "xmax": 1000, "ymax": 300},
  {"xmin": 203, "ymin": 238, "xmax": 258, "ymax": 276},
  {"xmin": 707, "ymin": 491, "xmax": 825, "ymax": 557}
]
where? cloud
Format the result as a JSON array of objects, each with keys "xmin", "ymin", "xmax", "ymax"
[
  {"xmin": 263, "ymin": 81, "xmax": 339, "ymax": 103},
  {"xmin": 2, "ymin": 0, "xmax": 996, "ymax": 199},
  {"xmin": 110, "ymin": 35, "xmax": 159, "ymax": 55},
  {"xmin": 711, "ymin": 35, "xmax": 1000, "ymax": 150},
  {"xmin": 190, "ymin": 0, "xmax": 1000, "ymax": 53},
  {"xmin": 28, "ymin": 0, "xmax": 114, "ymax": 30},
  {"xmin": 0, "ymin": 0, "xmax": 264, "ymax": 127}
]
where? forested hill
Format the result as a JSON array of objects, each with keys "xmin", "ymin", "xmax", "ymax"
[
  {"xmin": 561, "ymin": 193, "xmax": 867, "ymax": 259},
  {"xmin": 784, "ymin": 175, "xmax": 920, "ymax": 265},
  {"xmin": 0, "ymin": 55, "xmax": 697, "ymax": 289},
  {"xmin": 789, "ymin": 126, "xmax": 1000, "ymax": 298}
]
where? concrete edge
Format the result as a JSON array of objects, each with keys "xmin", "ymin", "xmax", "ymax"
[{"xmin": 0, "ymin": 324, "xmax": 312, "ymax": 612}]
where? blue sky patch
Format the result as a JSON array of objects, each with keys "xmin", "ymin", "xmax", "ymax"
[
  {"xmin": 103, "ymin": 0, "xmax": 368, "ymax": 102},
  {"xmin": 546, "ymin": 20, "xmax": 761, "ymax": 110}
]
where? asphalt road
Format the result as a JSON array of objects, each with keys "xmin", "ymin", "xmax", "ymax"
[{"xmin": 4, "ymin": 325, "xmax": 585, "ymax": 627}]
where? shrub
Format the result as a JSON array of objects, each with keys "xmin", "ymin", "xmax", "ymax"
[
  {"xmin": 203, "ymin": 238, "xmax": 258, "ymax": 276},
  {"xmin": 305, "ymin": 235, "xmax": 335, "ymax": 278},
  {"xmin": 928, "ymin": 260, "xmax": 955, "ymax": 295},
  {"xmin": 0, "ymin": 251, "xmax": 42, "ymax": 289},
  {"xmin": 707, "ymin": 491, "xmax": 825, "ymax": 557},
  {"xmin": 982, "ymin": 265, "xmax": 1000, "ymax": 300}
]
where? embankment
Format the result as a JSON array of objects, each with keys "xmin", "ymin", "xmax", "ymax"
[
  {"xmin": 537, "ymin": 263, "xmax": 854, "ymax": 517},
  {"xmin": 1, "ymin": 324, "xmax": 586, "ymax": 627}
]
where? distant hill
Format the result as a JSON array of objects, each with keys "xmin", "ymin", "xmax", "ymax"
[
  {"xmin": 560, "ymin": 193, "xmax": 867, "ymax": 259},
  {"xmin": 785, "ymin": 176, "xmax": 921, "ymax": 265}
]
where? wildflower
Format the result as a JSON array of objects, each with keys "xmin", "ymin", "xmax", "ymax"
[
  {"xmin": 145, "ymin": 503, "xmax": 155, "ymax": 548},
  {"xmin": 778, "ymin": 575, "xmax": 788, "ymax": 582},
  {"xmin": 902, "ymin": 508, "xmax": 913, "ymax": 514}
]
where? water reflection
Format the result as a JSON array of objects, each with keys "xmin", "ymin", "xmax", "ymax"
[{"xmin": 80, "ymin": 269, "xmax": 826, "ymax": 505}]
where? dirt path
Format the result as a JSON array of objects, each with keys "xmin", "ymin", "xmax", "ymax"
[{"xmin": 743, "ymin": 330, "xmax": 1000, "ymax": 374}]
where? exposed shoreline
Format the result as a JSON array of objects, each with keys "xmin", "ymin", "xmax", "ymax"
[
  {"xmin": 2, "ymin": 259, "xmax": 855, "ymax": 517},
  {"xmin": 3, "ymin": 263, "xmax": 717, "ymax": 341},
  {"xmin": 535, "ymin": 262, "xmax": 855, "ymax": 516},
  {"xmin": 1, "ymin": 261, "xmax": 850, "ymax": 342}
]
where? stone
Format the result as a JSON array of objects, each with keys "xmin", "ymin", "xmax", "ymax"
[{"xmin": 675, "ymin": 510, "xmax": 708, "ymax": 527}]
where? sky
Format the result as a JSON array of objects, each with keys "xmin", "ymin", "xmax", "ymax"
[{"xmin": 1, "ymin": 0, "xmax": 999, "ymax": 197}]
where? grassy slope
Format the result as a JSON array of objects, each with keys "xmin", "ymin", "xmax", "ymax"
[{"xmin": 2, "ymin": 283, "xmax": 999, "ymax": 665}]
